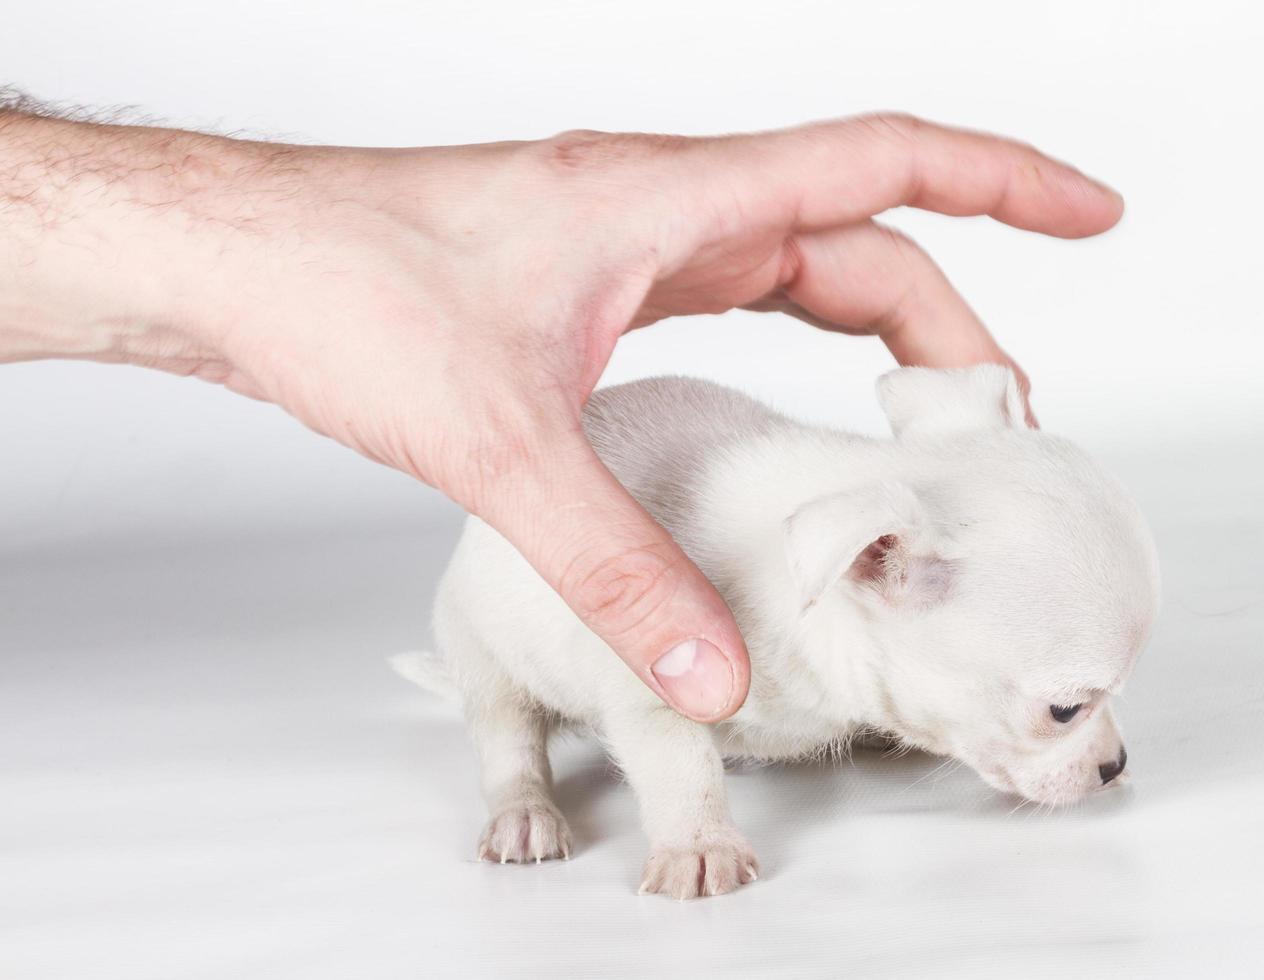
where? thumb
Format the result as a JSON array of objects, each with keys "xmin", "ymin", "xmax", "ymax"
[{"xmin": 472, "ymin": 422, "xmax": 751, "ymax": 723}]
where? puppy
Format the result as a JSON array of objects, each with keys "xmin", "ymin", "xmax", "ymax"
[{"xmin": 404, "ymin": 366, "xmax": 1161, "ymax": 899}]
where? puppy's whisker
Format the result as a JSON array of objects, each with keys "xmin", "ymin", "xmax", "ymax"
[
  {"xmin": 933, "ymin": 760, "xmax": 965, "ymax": 783},
  {"xmin": 899, "ymin": 757, "xmax": 957, "ymax": 794}
]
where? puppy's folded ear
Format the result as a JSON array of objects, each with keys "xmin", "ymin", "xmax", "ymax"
[
  {"xmin": 783, "ymin": 482, "xmax": 952, "ymax": 611},
  {"xmin": 877, "ymin": 364, "xmax": 1028, "ymax": 438}
]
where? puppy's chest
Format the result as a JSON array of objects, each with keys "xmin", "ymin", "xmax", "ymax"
[{"xmin": 712, "ymin": 713, "xmax": 854, "ymax": 762}]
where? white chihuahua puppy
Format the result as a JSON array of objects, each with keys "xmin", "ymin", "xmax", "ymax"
[{"xmin": 402, "ymin": 366, "xmax": 1160, "ymax": 899}]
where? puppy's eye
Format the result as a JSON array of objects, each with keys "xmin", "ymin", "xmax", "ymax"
[{"xmin": 1050, "ymin": 703, "xmax": 1083, "ymax": 723}]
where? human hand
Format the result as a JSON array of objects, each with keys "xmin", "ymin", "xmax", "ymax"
[{"xmin": 0, "ymin": 109, "xmax": 1122, "ymax": 721}]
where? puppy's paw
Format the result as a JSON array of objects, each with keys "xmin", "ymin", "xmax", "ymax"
[
  {"xmin": 638, "ymin": 830, "xmax": 760, "ymax": 900},
  {"xmin": 477, "ymin": 800, "xmax": 572, "ymax": 865}
]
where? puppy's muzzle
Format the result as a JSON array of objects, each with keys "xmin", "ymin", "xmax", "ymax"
[{"xmin": 1098, "ymin": 745, "xmax": 1128, "ymax": 785}]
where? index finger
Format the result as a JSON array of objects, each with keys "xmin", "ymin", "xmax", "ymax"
[{"xmin": 709, "ymin": 113, "xmax": 1124, "ymax": 238}]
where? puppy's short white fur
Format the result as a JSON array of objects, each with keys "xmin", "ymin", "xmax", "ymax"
[{"xmin": 406, "ymin": 366, "xmax": 1160, "ymax": 899}]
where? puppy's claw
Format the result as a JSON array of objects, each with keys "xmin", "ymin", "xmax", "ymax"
[
  {"xmin": 637, "ymin": 831, "xmax": 759, "ymax": 900},
  {"xmin": 477, "ymin": 801, "xmax": 573, "ymax": 866}
]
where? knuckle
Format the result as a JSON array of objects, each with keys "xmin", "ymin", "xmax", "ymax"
[
  {"xmin": 858, "ymin": 111, "xmax": 922, "ymax": 144},
  {"xmin": 849, "ymin": 113, "xmax": 925, "ymax": 202},
  {"xmin": 562, "ymin": 544, "xmax": 682, "ymax": 639},
  {"xmin": 876, "ymin": 226, "xmax": 932, "ymax": 288},
  {"xmin": 867, "ymin": 230, "xmax": 926, "ymax": 336},
  {"xmin": 541, "ymin": 128, "xmax": 612, "ymax": 171},
  {"xmin": 876, "ymin": 223, "xmax": 921, "ymax": 259},
  {"xmin": 537, "ymin": 128, "xmax": 687, "ymax": 175}
]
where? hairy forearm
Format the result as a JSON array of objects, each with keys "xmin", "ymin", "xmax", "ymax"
[
  {"xmin": 0, "ymin": 102, "xmax": 298, "ymax": 367},
  {"xmin": 2, "ymin": 106, "xmax": 200, "ymax": 363},
  {"xmin": 0, "ymin": 100, "xmax": 502, "ymax": 382}
]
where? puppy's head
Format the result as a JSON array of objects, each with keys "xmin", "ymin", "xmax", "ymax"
[{"xmin": 784, "ymin": 365, "xmax": 1160, "ymax": 806}]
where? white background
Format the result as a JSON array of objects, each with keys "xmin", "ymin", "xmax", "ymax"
[{"xmin": 2, "ymin": 2, "xmax": 1262, "ymax": 977}]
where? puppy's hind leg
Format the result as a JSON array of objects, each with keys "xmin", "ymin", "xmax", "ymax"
[{"xmin": 468, "ymin": 687, "xmax": 572, "ymax": 865}]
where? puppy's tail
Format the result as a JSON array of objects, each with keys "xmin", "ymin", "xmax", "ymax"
[{"xmin": 387, "ymin": 650, "xmax": 461, "ymax": 704}]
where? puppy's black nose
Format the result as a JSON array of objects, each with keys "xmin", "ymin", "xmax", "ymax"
[{"xmin": 1099, "ymin": 746, "xmax": 1128, "ymax": 785}]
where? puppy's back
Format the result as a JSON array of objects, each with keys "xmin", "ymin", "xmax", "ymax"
[
  {"xmin": 431, "ymin": 377, "xmax": 794, "ymax": 717},
  {"xmin": 582, "ymin": 377, "xmax": 793, "ymax": 533}
]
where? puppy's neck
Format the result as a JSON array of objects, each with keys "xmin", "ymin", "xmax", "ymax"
[{"xmin": 698, "ymin": 427, "xmax": 937, "ymax": 743}]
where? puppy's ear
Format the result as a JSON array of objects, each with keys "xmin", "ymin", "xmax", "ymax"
[
  {"xmin": 783, "ymin": 483, "xmax": 952, "ymax": 610},
  {"xmin": 877, "ymin": 364, "xmax": 1028, "ymax": 438}
]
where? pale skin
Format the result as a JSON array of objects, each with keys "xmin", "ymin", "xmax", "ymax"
[{"xmin": 0, "ymin": 101, "xmax": 1124, "ymax": 723}]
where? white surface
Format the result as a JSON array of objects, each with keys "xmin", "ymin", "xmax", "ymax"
[
  {"xmin": 3, "ymin": 449, "xmax": 1262, "ymax": 979},
  {"xmin": 3, "ymin": 1, "xmax": 1263, "ymax": 977}
]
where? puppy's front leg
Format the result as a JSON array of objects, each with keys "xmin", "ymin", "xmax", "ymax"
[
  {"xmin": 469, "ymin": 692, "xmax": 571, "ymax": 865},
  {"xmin": 603, "ymin": 708, "xmax": 758, "ymax": 899}
]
